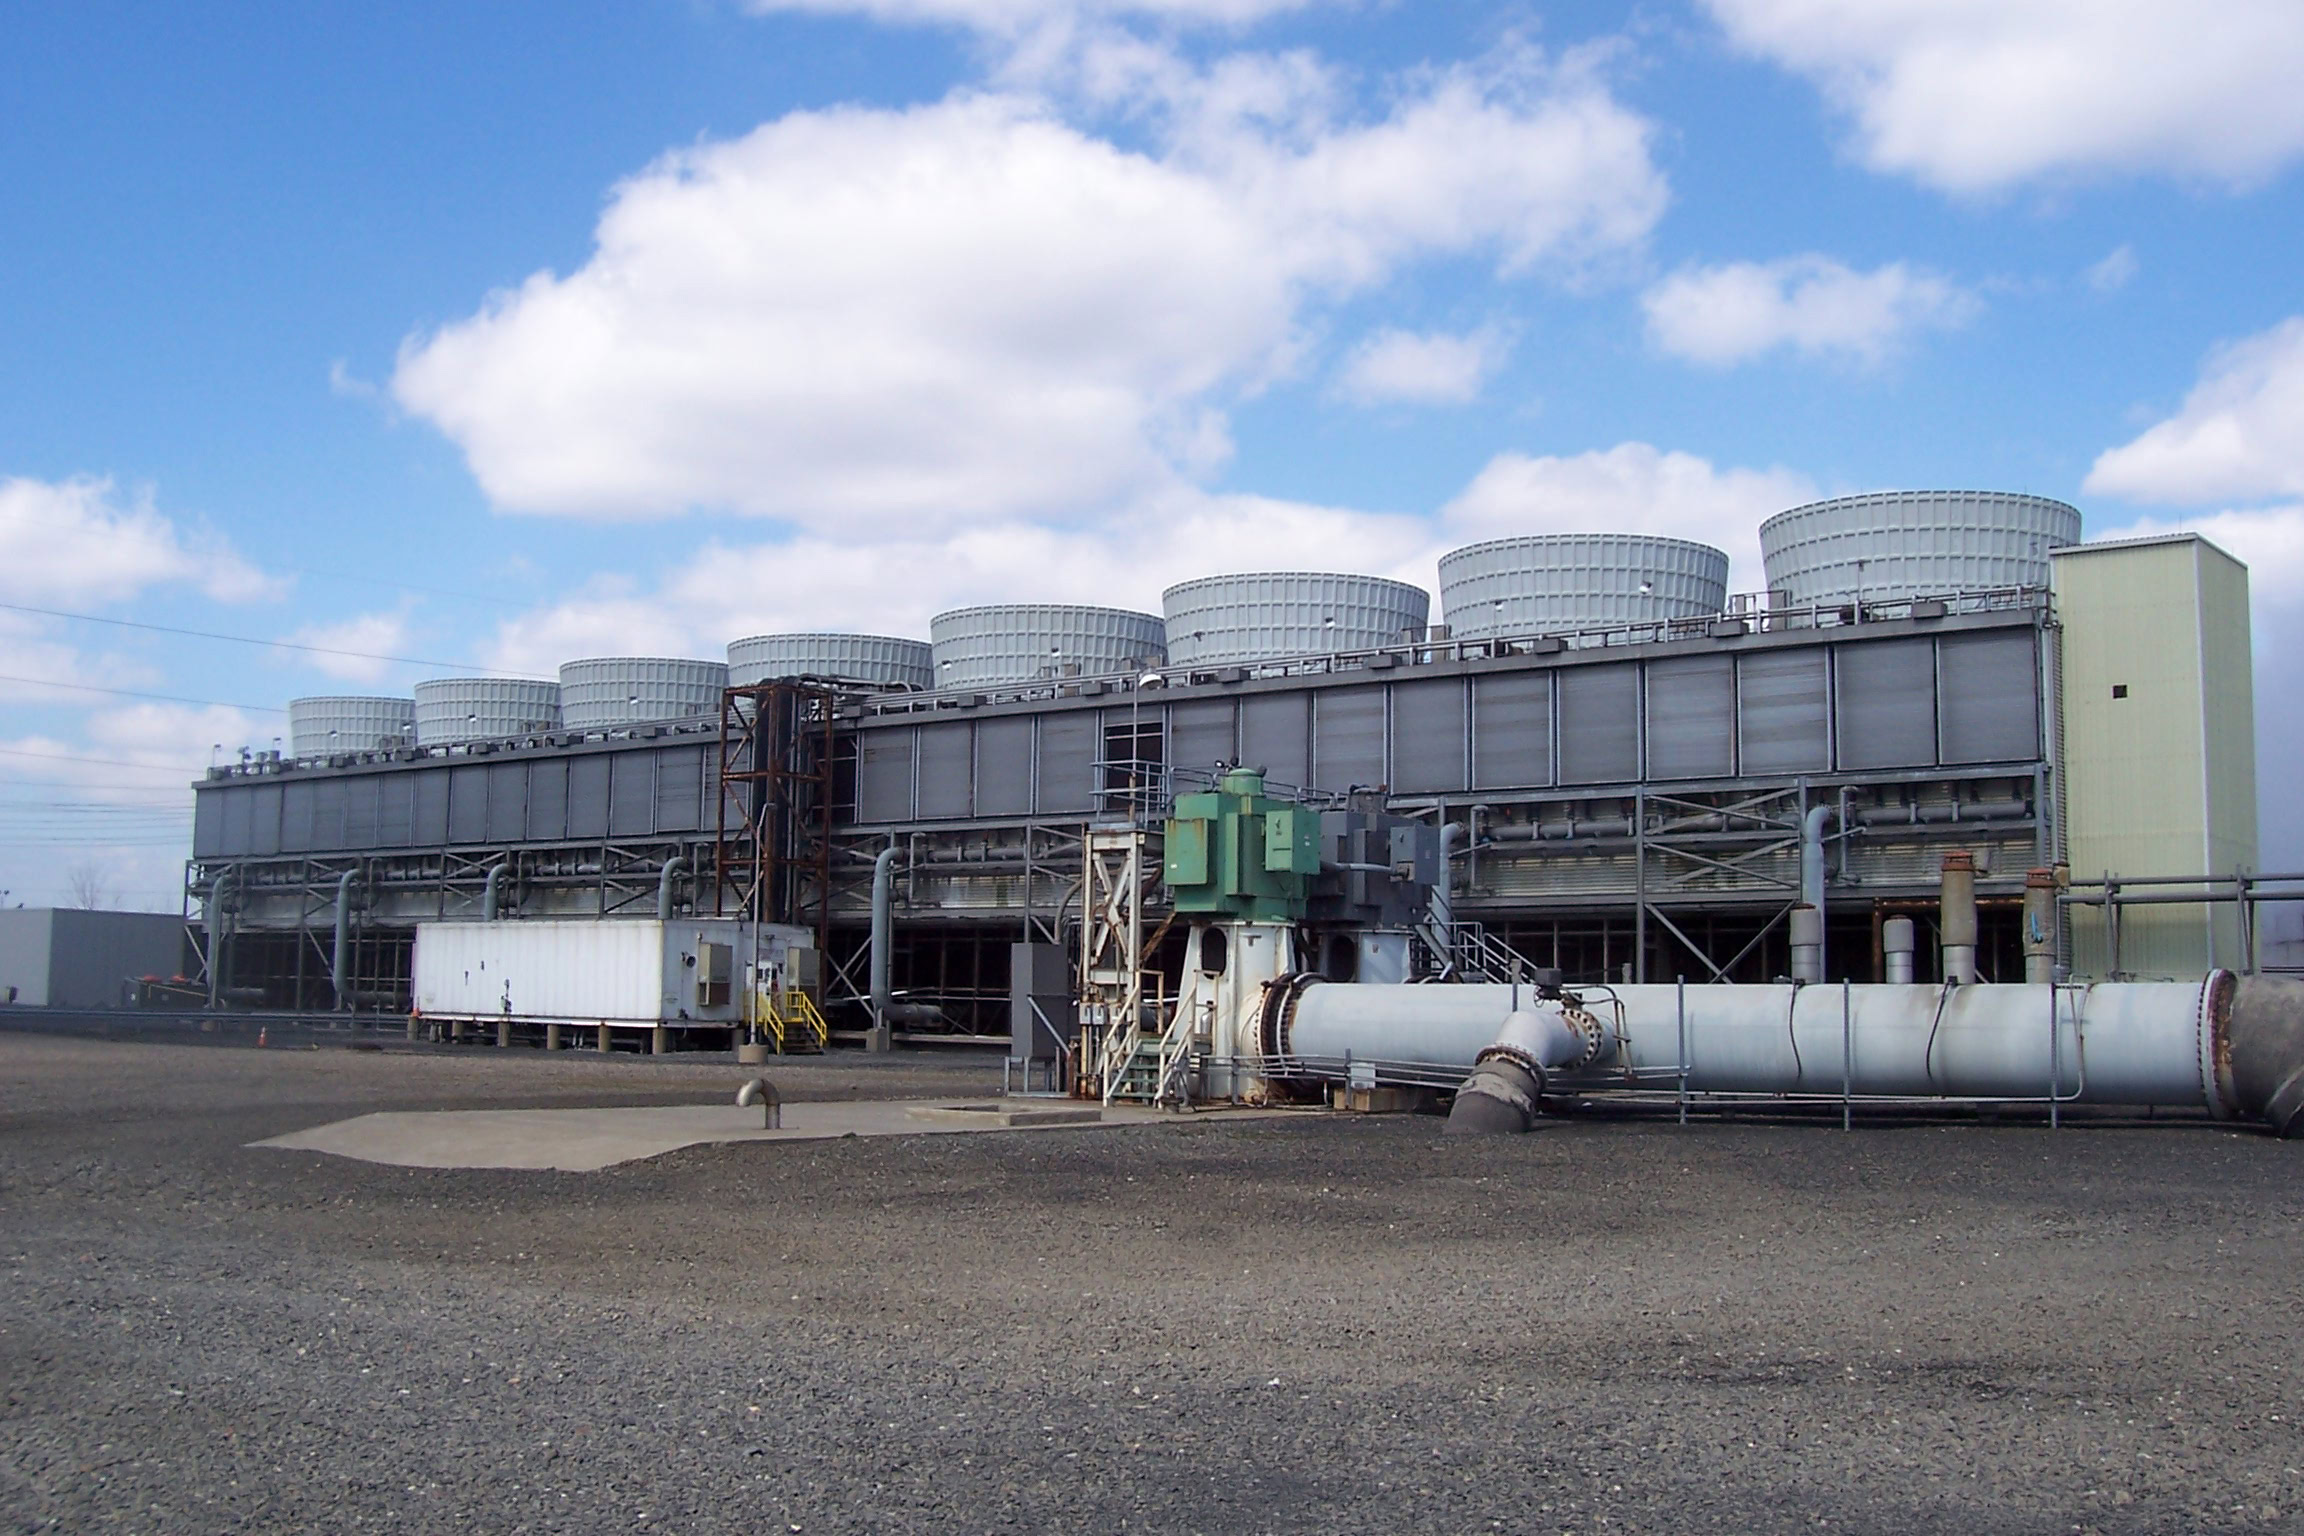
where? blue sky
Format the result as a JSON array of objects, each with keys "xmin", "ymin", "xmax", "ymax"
[{"xmin": 5, "ymin": 0, "xmax": 2303, "ymax": 907}]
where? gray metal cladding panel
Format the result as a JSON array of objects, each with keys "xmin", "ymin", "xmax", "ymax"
[
  {"xmin": 249, "ymin": 783, "xmax": 282, "ymax": 857},
  {"xmin": 1240, "ymin": 692, "xmax": 1309, "ymax": 787},
  {"xmin": 856, "ymin": 728, "xmax": 916, "ymax": 822},
  {"xmin": 1737, "ymin": 649, "xmax": 1831, "ymax": 775},
  {"xmin": 343, "ymin": 776, "xmax": 382, "ymax": 850},
  {"xmin": 414, "ymin": 769, "xmax": 452, "ymax": 845},
  {"xmin": 1390, "ymin": 679, "xmax": 1466, "ymax": 793},
  {"xmin": 565, "ymin": 756, "xmax": 610, "ymax": 840},
  {"xmin": 226, "ymin": 786, "xmax": 261, "ymax": 855},
  {"xmin": 1035, "ymin": 712, "xmax": 1097, "ymax": 815},
  {"xmin": 485, "ymin": 762, "xmax": 528, "ymax": 844},
  {"xmin": 1167, "ymin": 698, "xmax": 1237, "ymax": 778},
  {"xmin": 974, "ymin": 718, "xmax": 1033, "ymax": 817},
  {"xmin": 1472, "ymin": 671, "xmax": 1552, "ymax": 790},
  {"xmin": 654, "ymin": 746, "xmax": 705, "ymax": 832},
  {"xmin": 310, "ymin": 778, "xmax": 349, "ymax": 852},
  {"xmin": 1313, "ymin": 687, "xmax": 1386, "ymax": 792},
  {"xmin": 526, "ymin": 759, "xmax": 568, "ymax": 843},
  {"xmin": 916, "ymin": 723, "xmax": 974, "ymax": 820},
  {"xmin": 609, "ymin": 754, "xmax": 655, "ymax": 838},
  {"xmin": 193, "ymin": 791, "xmax": 224, "ymax": 857},
  {"xmin": 1644, "ymin": 655, "xmax": 1735, "ymax": 780},
  {"xmin": 1937, "ymin": 629, "xmax": 2040, "ymax": 763},
  {"xmin": 448, "ymin": 764, "xmax": 491, "ymax": 844},
  {"xmin": 279, "ymin": 781, "xmax": 314, "ymax": 853},
  {"xmin": 1558, "ymin": 663, "xmax": 1640, "ymax": 785},
  {"xmin": 1835, "ymin": 638, "xmax": 1938, "ymax": 770},
  {"xmin": 379, "ymin": 774, "xmax": 415, "ymax": 848}
]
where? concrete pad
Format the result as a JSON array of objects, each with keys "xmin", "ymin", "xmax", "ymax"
[
  {"xmin": 253, "ymin": 1098, "xmax": 1173, "ymax": 1172},
  {"xmin": 904, "ymin": 1103, "xmax": 1104, "ymax": 1128}
]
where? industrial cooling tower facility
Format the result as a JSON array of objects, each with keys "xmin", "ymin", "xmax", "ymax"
[{"xmin": 16, "ymin": 486, "xmax": 2304, "ymax": 1536}]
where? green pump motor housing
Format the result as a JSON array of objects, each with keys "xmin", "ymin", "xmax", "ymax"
[{"xmin": 1164, "ymin": 768, "xmax": 1321, "ymax": 922}]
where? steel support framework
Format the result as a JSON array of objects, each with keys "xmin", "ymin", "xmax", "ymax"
[{"xmin": 714, "ymin": 682, "xmax": 839, "ymax": 949}]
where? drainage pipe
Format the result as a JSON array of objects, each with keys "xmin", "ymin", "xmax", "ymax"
[
  {"xmin": 1883, "ymin": 916, "xmax": 1916, "ymax": 984},
  {"xmin": 1271, "ymin": 973, "xmax": 2276, "ymax": 1120},
  {"xmin": 1941, "ymin": 852, "xmax": 1978, "ymax": 984},
  {"xmin": 2023, "ymin": 868, "xmax": 2057, "ymax": 984},
  {"xmin": 481, "ymin": 861, "xmax": 512, "ymax": 922},
  {"xmin": 870, "ymin": 845, "xmax": 943, "ymax": 1032},
  {"xmin": 331, "ymin": 867, "xmax": 360, "ymax": 1012},
  {"xmin": 658, "ymin": 855, "xmax": 687, "ymax": 921}
]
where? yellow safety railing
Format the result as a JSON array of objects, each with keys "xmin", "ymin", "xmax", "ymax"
[{"xmin": 750, "ymin": 984, "xmax": 829, "ymax": 1054}]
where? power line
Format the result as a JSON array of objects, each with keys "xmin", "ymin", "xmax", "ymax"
[
  {"xmin": 0, "ymin": 746, "xmax": 200, "ymax": 773},
  {"xmin": 0, "ymin": 673, "xmax": 287, "ymax": 713},
  {"xmin": 0, "ymin": 600, "xmax": 540, "ymax": 677}
]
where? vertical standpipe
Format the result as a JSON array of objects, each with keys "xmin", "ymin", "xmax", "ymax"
[
  {"xmin": 1940, "ymin": 851, "xmax": 1979, "ymax": 984},
  {"xmin": 1883, "ymin": 916, "xmax": 1917, "ymax": 984},
  {"xmin": 2023, "ymin": 868, "xmax": 2057, "ymax": 984}
]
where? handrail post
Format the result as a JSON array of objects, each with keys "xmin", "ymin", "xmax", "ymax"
[
  {"xmin": 1676, "ymin": 976, "xmax": 1688, "ymax": 1127},
  {"xmin": 1841, "ymin": 978, "xmax": 1852, "ymax": 1133}
]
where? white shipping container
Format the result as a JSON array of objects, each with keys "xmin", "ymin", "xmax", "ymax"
[{"xmin": 411, "ymin": 919, "xmax": 811, "ymax": 1026}]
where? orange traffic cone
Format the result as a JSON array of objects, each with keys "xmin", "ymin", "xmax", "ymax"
[{"xmin": 257, "ymin": 1026, "xmax": 268, "ymax": 1048}]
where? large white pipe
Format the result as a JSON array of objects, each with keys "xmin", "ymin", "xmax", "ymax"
[{"xmin": 1274, "ymin": 976, "xmax": 2235, "ymax": 1114}]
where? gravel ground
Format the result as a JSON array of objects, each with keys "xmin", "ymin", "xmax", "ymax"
[{"xmin": 5, "ymin": 1032, "xmax": 2304, "ymax": 1535}]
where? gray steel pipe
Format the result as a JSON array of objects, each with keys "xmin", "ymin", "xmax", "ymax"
[
  {"xmin": 1798, "ymin": 804, "xmax": 1834, "ymax": 981},
  {"xmin": 1941, "ymin": 851, "xmax": 1978, "ymax": 984},
  {"xmin": 2023, "ymin": 869, "xmax": 2057, "ymax": 984},
  {"xmin": 1789, "ymin": 905, "xmax": 1823, "ymax": 985},
  {"xmin": 1884, "ymin": 916, "xmax": 1916, "ymax": 984},
  {"xmin": 481, "ymin": 861, "xmax": 512, "ymax": 921},
  {"xmin": 206, "ymin": 866, "xmax": 237, "ymax": 1010},
  {"xmin": 870, "ymin": 845, "xmax": 942, "ymax": 1030},
  {"xmin": 1445, "ymin": 1008, "xmax": 1590, "ymax": 1134},
  {"xmin": 331, "ymin": 867, "xmax": 359, "ymax": 1012},
  {"xmin": 1272, "ymin": 973, "xmax": 2289, "ymax": 1123},
  {"xmin": 658, "ymin": 855, "xmax": 687, "ymax": 921}
]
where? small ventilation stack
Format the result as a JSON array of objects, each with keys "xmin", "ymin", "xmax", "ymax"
[
  {"xmin": 1438, "ymin": 534, "xmax": 1730, "ymax": 641},
  {"xmin": 1759, "ymin": 491, "xmax": 2082, "ymax": 607},
  {"xmin": 557, "ymin": 657, "xmax": 730, "ymax": 729},
  {"xmin": 928, "ymin": 604, "xmax": 1165, "ymax": 689},
  {"xmin": 1161, "ymin": 572, "xmax": 1430, "ymax": 666},
  {"xmin": 726, "ymin": 633, "xmax": 934, "ymax": 691},
  {"xmin": 413, "ymin": 678, "xmax": 563, "ymax": 746},
  {"xmin": 287, "ymin": 696, "xmax": 415, "ymax": 759}
]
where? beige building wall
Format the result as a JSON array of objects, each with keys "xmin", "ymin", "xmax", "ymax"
[{"xmin": 2054, "ymin": 534, "xmax": 2258, "ymax": 977}]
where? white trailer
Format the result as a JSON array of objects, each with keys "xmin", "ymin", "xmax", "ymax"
[{"xmin": 411, "ymin": 918, "xmax": 813, "ymax": 1048}]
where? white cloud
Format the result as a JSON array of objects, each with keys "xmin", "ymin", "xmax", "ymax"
[
  {"xmin": 1437, "ymin": 442, "xmax": 1819, "ymax": 592},
  {"xmin": 0, "ymin": 475, "xmax": 272, "ymax": 606},
  {"xmin": 1702, "ymin": 0, "xmax": 2304, "ymax": 193},
  {"xmin": 284, "ymin": 608, "xmax": 416, "ymax": 685},
  {"xmin": 2084, "ymin": 244, "xmax": 2138, "ymax": 294},
  {"xmin": 392, "ymin": 48, "xmax": 1664, "ymax": 527},
  {"xmin": 1333, "ymin": 325, "xmax": 1508, "ymax": 406},
  {"xmin": 1641, "ymin": 256, "xmax": 1978, "ymax": 368},
  {"xmin": 2086, "ymin": 317, "xmax": 2304, "ymax": 505}
]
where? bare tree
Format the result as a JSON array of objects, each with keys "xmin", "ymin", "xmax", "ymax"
[{"xmin": 64, "ymin": 860, "xmax": 115, "ymax": 910}]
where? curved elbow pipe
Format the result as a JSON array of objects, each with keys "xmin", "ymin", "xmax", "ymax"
[
  {"xmin": 1800, "ymin": 804, "xmax": 1834, "ymax": 914},
  {"xmin": 658, "ymin": 855, "xmax": 687, "ymax": 921},
  {"xmin": 481, "ymin": 861, "xmax": 511, "ymax": 921},
  {"xmin": 1445, "ymin": 1008, "xmax": 1590, "ymax": 1135},
  {"xmin": 871, "ymin": 845, "xmax": 942, "ymax": 1026}
]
